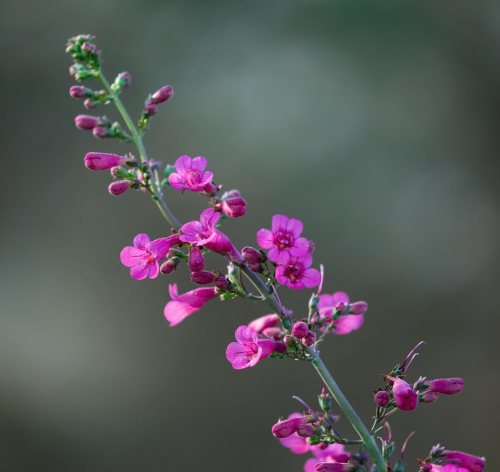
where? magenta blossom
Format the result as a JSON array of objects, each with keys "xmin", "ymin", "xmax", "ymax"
[
  {"xmin": 179, "ymin": 208, "xmax": 242, "ymax": 263},
  {"xmin": 120, "ymin": 233, "xmax": 179, "ymax": 280},
  {"xmin": 317, "ymin": 292, "xmax": 365, "ymax": 335},
  {"xmin": 226, "ymin": 325, "xmax": 285, "ymax": 370},
  {"xmin": 441, "ymin": 450, "xmax": 485, "ymax": 472},
  {"xmin": 305, "ymin": 444, "xmax": 351, "ymax": 472},
  {"xmin": 164, "ymin": 283, "xmax": 218, "ymax": 327},
  {"xmin": 278, "ymin": 413, "xmax": 311, "ymax": 455},
  {"xmin": 272, "ymin": 414, "xmax": 311, "ymax": 439},
  {"xmin": 257, "ymin": 214, "xmax": 310, "ymax": 264},
  {"xmin": 275, "ymin": 254, "xmax": 320, "ymax": 290},
  {"xmin": 84, "ymin": 152, "xmax": 130, "ymax": 170},
  {"xmin": 168, "ymin": 155, "xmax": 213, "ymax": 192},
  {"xmin": 426, "ymin": 378, "xmax": 464, "ymax": 395},
  {"xmin": 391, "ymin": 377, "xmax": 418, "ymax": 411}
]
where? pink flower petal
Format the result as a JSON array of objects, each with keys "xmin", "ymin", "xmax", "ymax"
[
  {"xmin": 133, "ymin": 233, "xmax": 150, "ymax": 249},
  {"xmin": 271, "ymin": 214, "xmax": 288, "ymax": 233},
  {"xmin": 120, "ymin": 246, "xmax": 144, "ymax": 267},
  {"xmin": 200, "ymin": 208, "xmax": 220, "ymax": 228},
  {"xmin": 234, "ymin": 325, "xmax": 259, "ymax": 345},
  {"xmin": 174, "ymin": 155, "xmax": 192, "ymax": 174},
  {"xmin": 280, "ymin": 433, "xmax": 310, "ymax": 455},
  {"xmin": 333, "ymin": 314, "xmax": 364, "ymax": 335},
  {"xmin": 286, "ymin": 217, "xmax": 303, "ymax": 237},
  {"xmin": 168, "ymin": 173, "xmax": 185, "ymax": 190},
  {"xmin": 256, "ymin": 228, "xmax": 274, "ymax": 249},
  {"xmin": 225, "ymin": 342, "xmax": 258, "ymax": 369},
  {"xmin": 130, "ymin": 259, "xmax": 151, "ymax": 280},
  {"xmin": 302, "ymin": 268, "xmax": 321, "ymax": 288},
  {"xmin": 331, "ymin": 291, "xmax": 350, "ymax": 306},
  {"xmin": 191, "ymin": 156, "xmax": 207, "ymax": 172}
]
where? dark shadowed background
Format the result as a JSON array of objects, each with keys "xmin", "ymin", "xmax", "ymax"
[{"xmin": 1, "ymin": 1, "xmax": 499, "ymax": 471}]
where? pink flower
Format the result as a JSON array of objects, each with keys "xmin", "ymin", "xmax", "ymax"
[
  {"xmin": 272, "ymin": 414, "xmax": 311, "ymax": 439},
  {"xmin": 75, "ymin": 114, "xmax": 101, "ymax": 130},
  {"xmin": 179, "ymin": 208, "xmax": 242, "ymax": 263},
  {"xmin": 441, "ymin": 450, "xmax": 485, "ymax": 472},
  {"xmin": 248, "ymin": 314, "xmax": 280, "ymax": 333},
  {"xmin": 426, "ymin": 378, "xmax": 464, "ymax": 395},
  {"xmin": 317, "ymin": 292, "xmax": 365, "ymax": 335},
  {"xmin": 275, "ymin": 254, "xmax": 321, "ymax": 290},
  {"xmin": 108, "ymin": 180, "xmax": 131, "ymax": 196},
  {"xmin": 220, "ymin": 196, "xmax": 247, "ymax": 218},
  {"xmin": 257, "ymin": 214, "xmax": 310, "ymax": 264},
  {"xmin": 84, "ymin": 152, "xmax": 130, "ymax": 170},
  {"xmin": 391, "ymin": 378, "xmax": 418, "ymax": 411},
  {"xmin": 226, "ymin": 325, "xmax": 285, "ymax": 370},
  {"xmin": 120, "ymin": 233, "xmax": 179, "ymax": 280},
  {"xmin": 305, "ymin": 444, "xmax": 351, "ymax": 472},
  {"xmin": 278, "ymin": 413, "xmax": 311, "ymax": 454},
  {"xmin": 164, "ymin": 283, "xmax": 218, "ymax": 327},
  {"xmin": 151, "ymin": 85, "xmax": 174, "ymax": 104},
  {"xmin": 168, "ymin": 155, "xmax": 213, "ymax": 192}
]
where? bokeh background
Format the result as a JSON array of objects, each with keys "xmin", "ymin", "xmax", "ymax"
[{"xmin": 1, "ymin": 0, "xmax": 499, "ymax": 470}]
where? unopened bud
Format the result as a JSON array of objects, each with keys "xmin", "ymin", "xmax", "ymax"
[
  {"xmin": 151, "ymin": 85, "xmax": 174, "ymax": 104},
  {"xmin": 108, "ymin": 180, "xmax": 131, "ymax": 196},
  {"xmin": 220, "ymin": 197, "xmax": 247, "ymax": 218},
  {"xmin": 214, "ymin": 276, "xmax": 228, "ymax": 290},
  {"xmin": 392, "ymin": 378, "xmax": 418, "ymax": 411},
  {"xmin": 144, "ymin": 100, "xmax": 157, "ymax": 117},
  {"xmin": 84, "ymin": 152, "xmax": 129, "ymax": 171},
  {"xmin": 69, "ymin": 85, "xmax": 92, "ymax": 99},
  {"xmin": 426, "ymin": 378, "xmax": 464, "ymax": 395},
  {"xmin": 349, "ymin": 301, "xmax": 368, "ymax": 315},
  {"xmin": 83, "ymin": 98, "xmax": 97, "ymax": 109},
  {"xmin": 75, "ymin": 114, "xmax": 101, "ymax": 130},
  {"xmin": 271, "ymin": 415, "xmax": 310, "ymax": 439},
  {"xmin": 292, "ymin": 321, "xmax": 309, "ymax": 339},
  {"xmin": 242, "ymin": 246, "xmax": 263, "ymax": 271},
  {"xmin": 188, "ymin": 247, "xmax": 205, "ymax": 272},
  {"xmin": 160, "ymin": 259, "xmax": 178, "ymax": 274},
  {"xmin": 374, "ymin": 390, "xmax": 390, "ymax": 407},
  {"xmin": 191, "ymin": 271, "xmax": 215, "ymax": 285},
  {"xmin": 297, "ymin": 423, "xmax": 314, "ymax": 438},
  {"xmin": 92, "ymin": 126, "xmax": 111, "ymax": 139},
  {"xmin": 301, "ymin": 331, "xmax": 316, "ymax": 347},
  {"xmin": 114, "ymin": 71, "xmax": 132, "ymax": 89}
]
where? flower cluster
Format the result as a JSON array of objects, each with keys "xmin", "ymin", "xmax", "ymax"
[{"xmin": 67, "ymin": 34, "xmax": 486, "ymax": 472}]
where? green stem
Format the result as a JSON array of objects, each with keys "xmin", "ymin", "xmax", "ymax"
[
  {"xmin": 98, "ymin": 72, "xmax": 181, "ymax": 230},
  {"xmin": 311, "ymin": 356, "xmax": 386, "ymax": 471}
]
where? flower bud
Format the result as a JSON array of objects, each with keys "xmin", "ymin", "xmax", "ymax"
[
  {"xmin": 151, "ymin": 85, "xmax": 174, "ymax": 104},
  {"xmin": 92, "ymin": 126, "xmax": 112, "ymax": 139},
  {"xmin": 392, "ymin": 378, "xmax": 418, "ymax": 411},
  {"xmin": 421, "ymin": 391, "xmax": 439, "ymax": 403},
  {"xmin": 374, "ymin": 390, "xmax": 390, "ymax": 407},
  {"xmin": 144, "ymin": 101, "xmax": 158, "ymax": 116},
  {"xmin": 214, "ymin": 276, "xmax": 228, "ymax": 290},
  {"xmin": 441, "ymin": 450, "xmax": 486, "ymax": 471},
  {"xmin": 83, "ymin": 98, "xmax": 97, "ymax": 109},
  {"xmin": 271, "ymin": 415, "xmax": 309, "ymax": 439},
  {"xmin": 69, "ymin": 85, "xmax": 92, "ymax": 99},
  {"xmin": 248, "ymin": 314, "xmax": 280, "ymax": 333},
  {"xmin": 84, "ymin": 152, "xmax": 129, "ymax": 171},
  {"xmin": 301, "ymin": 331, "xmax": 316, "ymax": 347},
  {"xmin": 160, "ymin": 259, "xmax": 178, "ymax": 274},
  {"xmin": 242, "ymin": 246, "xmax": 263, "ymax": 271},
  {"xmin": 191, "ymin": 270, "xmax": 216, "ymax": 285},
  {"xmin": 426, "ymin": 378, "xmax": 464, "ymax": 395},
  {"xmin": 114, "ymin": 71, "xmax": 132, "ymax": 89},
  {"xmin": 202, "ymin": 182, "xmax": 218, "ymax": 196},
  {"xmin": 349, "ymin": 301, "xmax": 368, "ymax": 315},
  {"xmin": 283, "ymin": 335, "xmax": 294, "ymax": 346},
  {"xmin": 188, "ymin": 247, "xmax": 205, "ymax": 272},
  {"xmin": 75, "ymin": 114, "xmax": 101, "ymax": 130},
  {"xmin": 296, "ymin": 423, "xmax": 314, "ymax": 438},
  {"xmin": 220, "ymin": 197, "xmax": 247, "ymax": 218},
  {"xmin": 108, "ymin": 180, "xmax": 131, "ymax": 196},
  {"xmin": 292, "ymin": 321, "xmax": 309, "ymax": 339}
]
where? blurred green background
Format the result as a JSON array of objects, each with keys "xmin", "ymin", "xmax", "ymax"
[{"xmin": 1, "ymin": 0, "xmax": 499, "ymax": 470}]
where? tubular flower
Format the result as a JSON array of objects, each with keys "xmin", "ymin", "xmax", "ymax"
[
  {"xmin": 120, "ymin": 233, "xmax": 180, "ymax": 280},
  {"xmin": 164, "ymin": 283, "xmax": 218, "ymax": 327},
  {"xmin": 226, "ymin": 325, "xmax": 285, "ymax": 370}
]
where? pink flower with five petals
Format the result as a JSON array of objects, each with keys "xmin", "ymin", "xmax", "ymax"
[
  {"xmin": 226, "ymin": 325, "xmax": 285, "ymax": 370},
  {"xmin": 275, "ymin": 254, "xmax": 321, "ymax": 290},
  {"xmin": 257, "ymin": 214, "xmax": 310, "ymax": 264},
  {"xmin": 168, "ymin": 155, "xmax": 213, "ymax": 192},
  {"xmin": 120, "ymin": 233, "xmax": 180, "ymax": 280}
]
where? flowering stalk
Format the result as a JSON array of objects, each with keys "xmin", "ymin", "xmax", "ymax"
[{"xmin": 66, "ymin": 35, "xmax": 485, "ymax": 472}]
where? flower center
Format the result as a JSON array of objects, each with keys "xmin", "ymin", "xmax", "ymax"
[
  {"xmin": 284, "ymin": 264, "xmax": 301, "ymax": 282},
  {"xmin": 186, "ymin": 170, "xmax": 202, "ymax": 186},
  {"xmin": 274, "ymin": 231, "xmax": 292, "ymax": 250}
]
